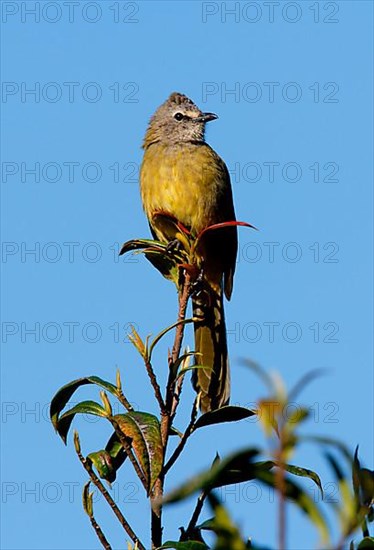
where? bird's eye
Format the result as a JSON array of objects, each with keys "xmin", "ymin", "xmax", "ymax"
[{"xmin": 174, "ymin": 112, "xmax": 184, "ymax": 121}]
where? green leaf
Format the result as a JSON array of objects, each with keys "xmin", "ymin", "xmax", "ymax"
[
  {"xmin": 105, "ymin": 431, "xmax": 128, "ymax": 462},
  {"xmin": 360, "ymin": 469, "xmax": 374, "ymax": 507},
  {"xmin": 354, "ymin": 449, "xmax": 374, "ymax": 509},
  {"xmin": 358, "ymin": 538, "xmax": 374, "ymax": 549},
  {"xmin": 172, "ymin": 351, "xmax": 201, "ymax": 371},
  {"xmin": 169, "ymin": 426, "xmax": 183, "ymax": 438},
  {"xmin": 121, "ymin": 237, "xmax": 173, "ymax": 279},
  {"xmin": 163, "ymin": 448, "xmax": 260, "ymax": 504},
  {"xmin": 119, "ymin": 226, "xmax": 189, "ymax": 285},
  {"xmin": 194, "ymin": 406, "xmax": 255, "ymax": 430},
  {"xmin": 94, "ymin": 432, "xmax": 128, "ymax": 478},
  {"xmin": 128, "ymin": 326, "xmax": 148, "ymax": 359},
  {"xmin": 148, "ymin": 319, "xmax": 195, "ymax": 361},
  {"xmin": 50, "ymin": 376, "xmax": 118, "ymax": 432},
  {"xmin": 119, "ymin": 238, "xmax": 165, "ymax": 256},
  {"xmin": 164, "ymin": 445, "xmax": 327, "ymax": 544},
  {"xmin": 55, "ymin": 400, "xmax": 108, "ymax": 443},
  {"xmin": 82, "ymin": 481, "xmax": 93, "ymax": 517},
  {"xmin": 326, "ymin": 452, "xmax": 358, "ymax": 534},
  {"xmin": 160, "ymin": 542, "xmax": 209, "ymax": 550},
  {"xmin": 353, "ymin": 447, "xmax": 362, "ymax": 502},
  {"xmin": 113, "ymin": 412, "xmax": 163, "ymax": 493},
  {"xmin": 144, "ymin": 250, "xmax": 181, "ymax": 285},
  {"xmin": 177, "ymin": 365, "xmax": 211, "ymax": 381},
  {"xmin": 100, "ymin": 391, "xmax": 113, "ymax": 416},
  {"xmin": 87, "ymin": 450, "xmax": 116, "ymax": 484},
  {"xmin": 177, "ymin": 452, "xmax": 328, "ymax": 544},
  {"xmin": 281, "ymin": 463, "xmax": 323, "ymax": 498},
  {"xmin": 198, "ymin": 517, "xmax": 216, "ymax": 531},
  {"xmin": 170, "ymin": 350, "xmax": 202, "ymax": 382}
]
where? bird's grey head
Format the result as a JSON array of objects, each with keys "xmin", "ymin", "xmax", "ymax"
[{"xmin": 142, "ymin": 92, "xmax": 218, "ymax": 148}]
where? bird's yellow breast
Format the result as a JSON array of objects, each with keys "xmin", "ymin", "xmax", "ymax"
[{"xmin": 140, "ymin": 142, "xmax": 227, "ymax": 237}]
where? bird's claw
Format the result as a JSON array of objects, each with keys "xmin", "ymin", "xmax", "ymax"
[{"xmin": 166, "ymin": 239, "xmax": 182, "ymax": 254}]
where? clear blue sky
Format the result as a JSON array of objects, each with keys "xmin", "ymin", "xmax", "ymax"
[{"xmin": 1, "ymin": 1, "xmax": 373, "ymax": 549}]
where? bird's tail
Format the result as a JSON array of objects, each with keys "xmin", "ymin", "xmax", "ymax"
[{"xmin": 192, "ymin": 288, "xmax": 230, "ymax": 412}]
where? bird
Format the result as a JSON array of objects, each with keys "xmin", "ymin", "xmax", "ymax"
[{"xmin": 140, "ymin": 92, "xmax": 237, "ymax": 412}]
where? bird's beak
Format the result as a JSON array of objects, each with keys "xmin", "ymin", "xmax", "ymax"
[{"xmin": 194, "ymin": 112, "xmax": 218, "ymax": 123}]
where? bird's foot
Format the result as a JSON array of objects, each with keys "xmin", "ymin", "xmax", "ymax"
[{"xmin": 166, "ymin": 238, "xmax": 182, "ymax": 254}]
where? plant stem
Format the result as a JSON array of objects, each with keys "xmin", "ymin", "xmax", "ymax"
[
  {"xmin": 151, "ymin": 271, "xmax": 192, "ymax": 549},
  {"xmin": 88, "ymin": 513, "xmax": 112, "ymax": 550},
  {"xmin": 186, "ymin": 490, "xmax": 208, "ymax": 535},
  {"xmin": 164, "ymin": 397, "xmax": 198, "ymax": 474},
  {"xmin": 151, "ymin": 479, "xmax": 163, "ymax": 549},
  {"xmin": 277, "ymin": 464, "xmax": 286, "ymax": 550},
  {"xmin": 276, "ymin": 436, "xmax": 286, "ymax": 550},
  {"xmin": 170, "ymin": 372, "xmax": 185, "ymax": 419},
  {"xmin": 144, "ymin": 357, "xmax": 166, "ymax": 413},
  {"xmin": 75, "ymin": 437, "xmax": 146, "ymax": 550},
  {"xmin": 163, "ymin": 272, "xmax": 192, "ymax": 439},
  {"xmin": 171, "ymin": 272, "xmax": 192, "ymax": 364},
  {"xmin": 116, "ymin": 389, "xmax": 134, "ymax": 412}
]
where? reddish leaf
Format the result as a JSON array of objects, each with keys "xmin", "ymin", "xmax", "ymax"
[
  {"xmin": 197, "ymin": 220, "xmax": 257, "ymax": 241},
  {"xmin": 113, "ymin": 412, "xmax": 163, "ymax": 493}
]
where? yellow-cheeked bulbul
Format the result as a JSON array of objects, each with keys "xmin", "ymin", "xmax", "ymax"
[{"xmin": 140, "ymin": 92, "xmax": 237, "ymax": 412}]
